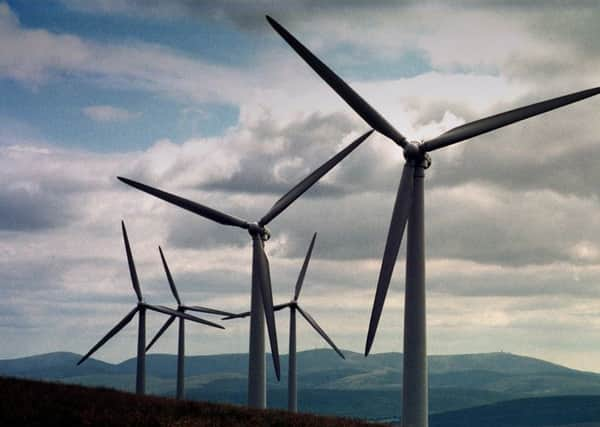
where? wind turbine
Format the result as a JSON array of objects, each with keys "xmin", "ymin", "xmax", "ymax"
[
  {"xmin": 117, "ymin": 128, "xmax": 373, "ymax": 407},
  {"xmin": 77, "ymin": 221, "xmax": 224, "ymax": 395},
  {"xmin": 145, "ymin": 246, "xmax": 235, "ymax": 400},
  {"xmin": 224, "ymin": 232, "xmax": 345, "ymax": 412},
  {"xmin": 266, "ymin": 15, "xmax": 600, "ymax": 427}
]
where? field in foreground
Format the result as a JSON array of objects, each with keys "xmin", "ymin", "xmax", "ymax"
[{"xmin": 0, "ymin": 376, "xmax": 379, "ymax": 427}]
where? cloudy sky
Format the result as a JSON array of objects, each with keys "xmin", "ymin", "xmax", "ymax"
[{"xmin": 2, "ymin": 0, "xmax": 600, "ymax": 372}]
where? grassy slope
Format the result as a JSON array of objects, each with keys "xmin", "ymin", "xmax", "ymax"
[{"xmin": 0, "ymin": 376, "xmax": 381, "ymax": 427}]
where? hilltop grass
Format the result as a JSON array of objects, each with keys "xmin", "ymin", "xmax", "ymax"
[{"xmin": 0, "ymin": 376, "xmax": 383, "ymax": 427}]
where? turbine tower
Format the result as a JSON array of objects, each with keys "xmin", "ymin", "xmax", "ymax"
[
  {"xmin": 225, "ymin": 232, "xmax": 345, "ymax": 412},
  {"xmin": 77, "ymin": 221, "xmax": 224, "ymax": 395},
  {"xmin": 117, "ymin": 129, "xmax": 373, "ymax": 407},
  {"xmin": 145, "ymin": 246, "xmax": 235, "ymax": 400},
  {"xmin": 266, "ymin": 15, "xmax": 600, "ymax": 427}
]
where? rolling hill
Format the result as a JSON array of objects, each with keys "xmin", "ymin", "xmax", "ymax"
[{"xmin": 2, "ymin": 349, "xmax": 600, "ymax": 420}]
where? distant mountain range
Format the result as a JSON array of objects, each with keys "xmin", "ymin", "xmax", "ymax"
[{"xmin": 2, "ymin": 349, "xmax": 600, "ymax": 421}]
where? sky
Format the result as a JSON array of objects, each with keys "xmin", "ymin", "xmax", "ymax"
[{"xmin": 1, "ymin": 0, "xmax": 600, "ymax": 371}]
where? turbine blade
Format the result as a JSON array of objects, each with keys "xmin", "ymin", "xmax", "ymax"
[
  {"xmin": 253, "ymin": 238, "xmax": 281, "ymax": 380},
  {"xmin": 294, "ymin": 232, "xmax": 317, "ymax": 301},
  {"xmin": 223, "ymin": 303, "xmax": 289, "ymax": 320},
  {"xmin": 183, "ymin": 305, "xmax": 236, "ymax": 317},
  {"xmin": 158, "ymin": 246, "xmax": 181, "ymax": 306},
  {"xmin": 222, "ymin": 310, "xmax": 251, "ymax": 320},
  {"xmin": 267, "ymin": 16, "xmax": 407, "ymax": 147},
  {"xmin": 296, "ymin": 305, "xmax": 345, "ymax": 359},
  {"xmin": 77, "ymin": 307, "xmax": 138, "ymax": 365},
  {"xmin": 145, "ymin": 304, "xmax": 224, "ymax": 329},
  {"xmin": 273, "ymin": 303, "xmax": 290, "ymax": 312},
  {"xmin": 118, "ymin": 177, "xmax": 249, "ymax": 229},
  {"xmin": 365, "ymin": 162, "xmax": 415, "ymax": 356},
  {"xmin": 259, "ymin": 130, "xmax": 373, "ymax": 226},
  {"xmin": 145, "ymin": 315, "xmax": 176, "ymax": 352},
  {"xmin": 423, "ymin": 87, "xmax": 600, "ymax": 152},
  {"xmin": 121, "ymin": 221, "xmax": 142, "ymax": 302}
]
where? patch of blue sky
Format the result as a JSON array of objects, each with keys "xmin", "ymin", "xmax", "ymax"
[
  {"xmin": 0, "ymin": 78, "xmax": 238, "ymax": 152},
  {"xmin": 7, "ymin": 0, "xmax": 262, "ymax": 67},
  {"xmin": 320, "ymin": 43, "xmax": 433, "ymax": 81},
  {"xmin": 323, "ymin": 44, "xmax": 499, "ymax": 81}
]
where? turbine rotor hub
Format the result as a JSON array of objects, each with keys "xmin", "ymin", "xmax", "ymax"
[
  {"xmin": 403, "ymin": 141, "xmax": 431, "ymax": 169},
  {"xmin": 403, "ymin": 141, "xmax": 421, "ymax": 159},
  {"xmin": 248, "ymin": 222, "xmax": 270, "ymax": 241}
]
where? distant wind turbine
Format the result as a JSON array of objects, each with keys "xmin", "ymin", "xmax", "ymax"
[
  {"xmin": 145, "ymin": 246, "xmax": 234, "ymax": 400},
  {"xmin": 117, "ymin": 129, "xmax": 372, "ymax": 407},
  {"xmin": 224, "ymin": 232, "xmax": 344, "ymax": 412},
  {"xmin": 77, "ymin": 221, "xmax": 224, "ymax": 396},
  {"xmin": 266, "ymin": 15, "xmax": 600, "ymax": 427}
]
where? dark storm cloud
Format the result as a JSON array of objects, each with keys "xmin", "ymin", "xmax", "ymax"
[
  {"xmin": 0, "ymin": 140, "xmax": 123, "ymax": 233},
  {"xmin": 0, "ymin": 188, "xmax": 72, "ymax": 231},
  {"xmin": 162, "ymin": 111, "xmax": 393, "ymax": 252},
  {"xmin": 168, "ymin": 178, "xmax": 600, "ymax": 269},
  {"xmin": 426, "ymin": 96, "xmax": 600, "ymax": 198},
  {"xmin": 161, "ymin": 100, "xmax": 600, "ymax": 267},
  {"xmin": 0, "ymin": 253, "xmax": 66, "ymax": 291},
  {"xmin": 167, "ymin": 215, "xmax": 249, "ymax": 250}
]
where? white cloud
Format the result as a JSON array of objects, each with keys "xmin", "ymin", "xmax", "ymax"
[
  {"xmin": 3, "ymin": 106, "xmax": 600, "ymax": 368},
  {"xmin": 2, "ymin": 1, "xmax": 600, "ymax": 373},
  {"xmin": 0, "ymin": 3, "xmax": 252, "ymax": 103}
]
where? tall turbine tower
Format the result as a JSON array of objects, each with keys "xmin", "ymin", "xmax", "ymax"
[
  {"xmin": 117, "ymin": 129, "xmax": 373, "ymax": 407},
  {"xmin": 266, "ymin": 15, "xmax": 600, "ymax": 427},
  {"xmin": 145, "ymin": 246, "xmax": 234, "ymax": 400},
  {"xmin": 77, "ymin": 221, "xmax": 224, "ymax": 395},
  {"xmin": 225, "ymin": 232, "xmax": 344, "ymax": 412}
]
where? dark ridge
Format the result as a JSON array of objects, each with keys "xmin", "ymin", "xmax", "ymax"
[{"xmin": 0, "ymin": 376, "xmax": 381, "ymax": 427}]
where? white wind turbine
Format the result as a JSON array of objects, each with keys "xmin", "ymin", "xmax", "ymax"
[
  {"xmin": 77, "ymin": 221, "xmax": 224, "ymax": 395},
  {"xmin": 145, "ymin": 246, "xmax": 234, "ymax": 400},
  {"xmin": 224, "ymin": 232, "xmax": 345, "ymax": 412},
  {"xmin": 267, "ymin": 15, "xmax": 600, "ymax": 427},
  {"xmin": 117, "ymin": 129, "xmax": 373, "ymax": 407}
]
